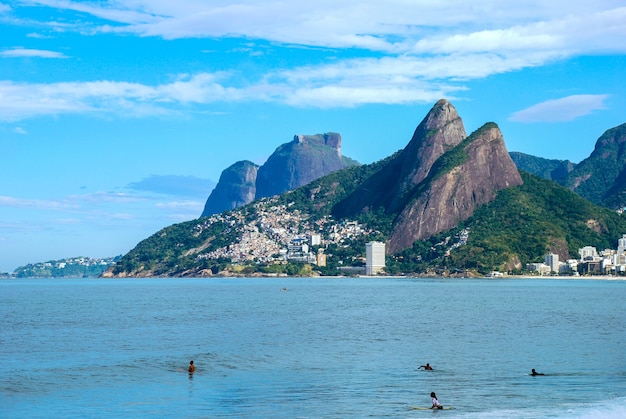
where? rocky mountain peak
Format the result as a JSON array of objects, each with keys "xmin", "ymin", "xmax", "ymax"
[
  {"xmin": 386, "ymin": 122, "xmax": 523, "ymax": 253},
  {"xmin": 201, "ymin": 160, "xmax": 259, "ymax": 217},
  {"xmin": 255, "ymin": 132, "xmax": 353, "ymax": 199},
  {"xmin": 202, "ymin": 132, "xmax": 358, "ymax": 217},
  {"xmin": 295, "ymin": 132, "xmax": 342, "ymax": 151}
]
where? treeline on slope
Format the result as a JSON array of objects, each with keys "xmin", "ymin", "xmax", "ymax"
[
  {"xmin": 386, "ymin": 171, "xmax": 626, "ymax": 275},
  {"xmin": 276, "ymin": 151, "xmax": 401, "ymax": 227},
  {"xmin": 111, "ymin": 210, "xmax": 248, "ymax": 276},
  {"xmin": 16, "ymin": 262, "xmax": 114, "ymax": 278},
  {"xmin": 566, "ymin": 124, "xmax": 626, "ymax": 206}
]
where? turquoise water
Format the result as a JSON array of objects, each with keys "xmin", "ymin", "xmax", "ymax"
[{"xmin": 1, "ymin": 277, "xmax": 625, "ymax": 418}]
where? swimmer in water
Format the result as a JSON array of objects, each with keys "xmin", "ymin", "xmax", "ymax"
[
  {"xmin": 531, "ymin": 368, "xmax": 544, "ymax": 376},
  {"xmin": 188, "ymin": 360, "xmax": 195, "ymax": 373},
  {"xmin": 419, "ymin": 363, "xmax": 433, "ymax": 370}
]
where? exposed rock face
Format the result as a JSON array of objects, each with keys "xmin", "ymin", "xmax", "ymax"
[
  {"xmin": 201, "ymin": 160, "xmax": 259, "ymax": 217},
  {"xmin": 564, "ymin": 123, "xmax": 626, "ymax": 209},
  {"xmin": 201, "ymin": 132, "xmax": 359, "ymax": 217},
  {"xmin": 255, "ymin": 132, "xmax": 352, "ymax": 199},
  {"xmin": 386, "ymin": 123, "xmax": 523, "ymax": 253},
  {"xmin": 333, "ymin": 99, "xmax": 522, "ymax": 254},
  {"xmin": 334, "ymin": 99, "xmax": 467, "ymax": 217}
]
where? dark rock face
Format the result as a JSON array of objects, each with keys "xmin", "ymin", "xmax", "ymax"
[
  {"xmin": 387, "ymin": 124, "xmax": 523, "ymax": 253},
  {"xmin": 333, "ymin": 100, "xmax": 467, "ymax": 217},
  {"xmin": 255, "ymin": 132, "xmax": 351, "ymax": 199},
  {"xmin": 564, "ymin": 123, "xmax": 626, "ymax": 209},
  {"xmin": 202, "ymin": 132, "xmax": 359, "ymax": 217},
  {"xmin": 201, "ymin": 160, "xmax": 259, "ymax": 217},
  {"xmin": 333, "ymin": 99, "xmax": 523, "ymax": 254}
]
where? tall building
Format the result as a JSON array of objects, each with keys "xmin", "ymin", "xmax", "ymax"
[
  {"xmin": 618, "ymin": 234, "xmax": 626, "ymax": 254},
  {"xmin": 544, "ymin": 253, "xmax": 559, "ymax": 273},
  {"xmin": 366, "ymin": 241, "xmax": 386, "ymax": 275},
  {"xmin": 579, "ymin": 246, "xmax": 598, "ymax": 261}
]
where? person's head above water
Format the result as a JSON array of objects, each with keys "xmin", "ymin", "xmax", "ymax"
[{"xmin": 430, "ymin": 392, "xmax": 436, "ymax": 398}]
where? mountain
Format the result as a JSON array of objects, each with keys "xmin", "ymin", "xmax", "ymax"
[
  {"xmin": 564, "ymin": 123, "xmax": 626, "ymax": 209},
  {"xmin": 201, "ymin": 160, "xmax": 259, "ymax": 216},
  {"xmin": 255, "ymin": 132, "xmax": 358, "ymax": 199},
  {"xmin": 509, "ymin": 123, "xmax": 626, "ymax": 210},
  {"xmin": 106, "ymin": 100, "xmax": 626, "ymax": 278},
  {"xmin": 509, "ymin": 152, "xmax": 575, "ymax": 183},
  {"xmin": 333, "ymin": 100, "xmax": 522, "ymax": 253},
  {"xmin": 201, "ymin": 132, "xmax": 359, "ymax": 217}
]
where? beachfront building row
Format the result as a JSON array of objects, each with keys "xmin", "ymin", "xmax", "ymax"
[{"xmin": 526, "ymin": 234, "xmax": 626, "ymax": 276}]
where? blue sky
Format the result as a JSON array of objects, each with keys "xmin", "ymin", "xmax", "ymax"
[{"xmin": 1, "ymin": 1, "xmax": 625, "ymax": 272}]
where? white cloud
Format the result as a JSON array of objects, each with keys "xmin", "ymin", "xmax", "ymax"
[
  {"xmin": 13, "ymin": 127, "xmax": 27, "ymax": 134},
  {"xmin": 26, "ymin": 32, "xmax": 52, "ymax": 39},
  {"xmin": 155, "ymin": 200, "xmax": 204, "ymax": 211},
  {"xmin": 19, "ymin": 1, "xmax": 626, "ymax": 57},
  {"xmin": 0, "ymin": 48, "xmax": 68, "ymax": 58},
  {"xmin": 0, "ymin": 74, "xmax": 238, "ymax": 121},
  {"xmin": 0, "ymin": 195, "xmax": 79, "ymax": 210},
  {"xmin": 0, "ymin": 192, "xmax": 145, "ymax": 211},
  {"xmin": 508, "ymin": 94, "xmax": 610, "ymax": 123},
  {"xmin": 0, "ymin": 3, "xmax": 11, "ymax": 14},
  {"xmin": 2, "ymin": 2, "xmax": 625, "ymax": 118}
]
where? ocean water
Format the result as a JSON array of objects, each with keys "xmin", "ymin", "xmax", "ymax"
[{"xmin": 1, "ymin": 277, "xmax": 625, "ymax": 418}]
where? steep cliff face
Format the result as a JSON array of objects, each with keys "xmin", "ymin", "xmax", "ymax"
[
  {"xmin": 201, "ymin": 133, "xmax": 359, "ymax": 217},
  {"xmin": 201, "ymin": 160, "xmax": 259, "ymax": 217},
  {"xmin": 386, "ymin": 123, "xmax": 523, "ymax": 253},
  {"xmin": 255, "ymin": 132, "xmax": 353, "ymax": 199},
  {"xmin": 333, "ymin": 99, "xmax": 467, "ymax": 217},
  {"xmin": 564, "ymin": 123, "xmax": 626, "ymax": 209}
]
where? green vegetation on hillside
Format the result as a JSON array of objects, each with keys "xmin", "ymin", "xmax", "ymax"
[
  {"xmin": 387, "ymin": 172, "xmax": 626, "ymax": 275},
  {"xmin": 15, "ymin": 256, "xmax": 119, "ymax": 278},
  {"xmin": 111, "ymin": 151, "xmax": 626, "ymax": 277}
]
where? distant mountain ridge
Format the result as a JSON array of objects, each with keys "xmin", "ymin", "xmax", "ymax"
[
  {"xmin": 564, "ymin": 123, "xmax": 626, "ymax": 209},
  {"xmin": 104, "ymin": 99, "xmax": 626, "ymax": 278},
  {"xmin": 201, "ymin": 132, "xmax": 359, "ymax": 217},
  {"xmin": 509, "ymin": 123, "xmax": 626, "ymax": 210},
  {"xmin": 509, "ymin": 152, "xmax": 575, "ymax": 183}
]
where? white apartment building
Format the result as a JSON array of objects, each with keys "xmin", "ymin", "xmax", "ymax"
[
  {"xmin": 366, "ymin": 241, "xmax": 386, "ymax": 275},
  {"xmin": 618, "ymin": 234, "xmax": 626, "ymax": 254},
  {"xmin": 544, "ymin": 253, "xmax": 559, "ymax": 273},
  {"xmin": 579, "ymin": 246, "xmax": 599, "ymax": 261}
]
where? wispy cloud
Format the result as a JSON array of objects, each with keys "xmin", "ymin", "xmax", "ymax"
[
  {"xmin": 1, "ymin": 48, "xmax": 68, "ymax": 58},
  {"xmin": 13, "ymin": 126, "xmax": 27, "ymax": 134},
  {"xmin": 0, "ymin": 191, "xmax": 145, "ymax": 211},
  {"xmin": 126, "ymin": 175, "xmax": 215, "ymax": 198},
  {"xmin": 20, "ymin": 1, "xmax": 626, "ymax": 56},
  {"xmin": 155, "ymin": 200, "xmax": 204, "ymax": 211},
  {"xmin": 508, "ymin": 94, "xmax": 610, "ymax": 123},
  {"xmin": 1, "ymin": 2, "xmax": 624, "ymax": 119},
  {"xmin": 0, "ymin": 195, "xmax": 79, "ymax": 210}
]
